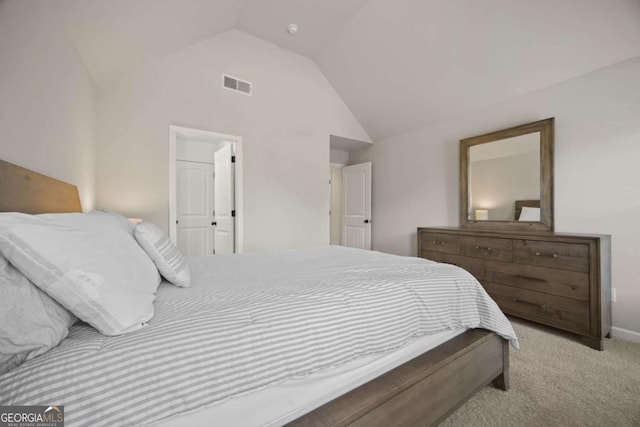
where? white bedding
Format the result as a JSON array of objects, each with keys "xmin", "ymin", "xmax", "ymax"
[
  {"xmin": 0, "ymin": 246, "xmax": 517, "ymax": 427},
  {"xmin": 153, "ymin": 327, "xmax": 466, "ymax": 427}
]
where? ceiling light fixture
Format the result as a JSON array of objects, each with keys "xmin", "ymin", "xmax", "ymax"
[{"xmin": 286, "ymin": 24, "xmax": 299, "ymax": 35}]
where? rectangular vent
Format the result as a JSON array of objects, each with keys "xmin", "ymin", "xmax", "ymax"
[
  {"xmin": 222, "ymin": 74, "xmax": 252, "ymax": 96},
  {"xmin": 223, "ymin": 75, "xmax": 237, "ymax": 90}
]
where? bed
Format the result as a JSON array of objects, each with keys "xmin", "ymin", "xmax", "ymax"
[{"xmin": 0, "ymin": 159, "xmax": 517, "ymax": 426}]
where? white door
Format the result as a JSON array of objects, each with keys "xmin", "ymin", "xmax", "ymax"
[
  {"xmin": 341, "ymin": 162, "xmax": 372, "ymax": 249},
  {"xmin": 176, "ymin": 160, "xmax": 214, "ymax": 256},
  {"xmin": 214, "ymin": 143, "xmax": 235, "ymax": 254}
]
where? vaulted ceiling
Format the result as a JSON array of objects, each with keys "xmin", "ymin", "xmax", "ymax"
[{"xmin": 55, "ymin": 0, "xmax": 640, "ymax": 141}]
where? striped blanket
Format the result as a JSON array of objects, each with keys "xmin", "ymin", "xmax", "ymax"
[{"xmin": 0, "ymin": 247, "xmax": 517, "ymax": 426}]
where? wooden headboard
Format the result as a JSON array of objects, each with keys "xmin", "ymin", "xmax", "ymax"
[
  {"xmin": 0, "ymin": 159, "xmax": 82, "ymax": 214},
  {"xmin": 514, "ymin": 199, "xmax": 540, "ymax": 220}
]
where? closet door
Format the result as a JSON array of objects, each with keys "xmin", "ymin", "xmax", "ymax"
[{"xmin": 341, "ymin": 162, "xmax": 372, "ymax": 250}]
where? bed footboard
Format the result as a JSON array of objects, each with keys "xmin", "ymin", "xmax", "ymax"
[{"xmin": 289, "ymin": 329, "xmax": 508, "ymax": 427}]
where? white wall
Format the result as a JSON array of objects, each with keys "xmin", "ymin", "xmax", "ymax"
[
  {"xmin": 349, "ymin": 145, "xmax": 373, "ymax": 165},
  {"xmin": 96, "ymin": 29, "xmax": 369, "ymax": 252},
  {"xmin": 368, "ymin": 57, "xmax": 640, "ymax": 333},
  {"xmin": 0, "ymin": 0, "xmax": 95, "ymax": 210},
  {"xmin": 330, "ymin": 148, "xmax": 350, "ymax": 166}
]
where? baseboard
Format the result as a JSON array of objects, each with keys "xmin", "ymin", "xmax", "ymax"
[{"xmin": 611, "ymin": 326, "xmax": 640, "ymax": 344}]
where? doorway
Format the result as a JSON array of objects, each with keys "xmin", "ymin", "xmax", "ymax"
[
  {"xmin": 168, "ymin": 126, "xmax": 243, "ymax": 255},
  {"xmin": 329, "ymin": 135, "xmax": 373, "ymax": 250}
]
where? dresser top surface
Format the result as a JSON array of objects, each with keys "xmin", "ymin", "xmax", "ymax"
[{"xmin": 418, "ymin": 226, "xmax": 610, "ymax": 240}]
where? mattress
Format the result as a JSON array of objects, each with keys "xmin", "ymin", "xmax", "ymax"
[
  {"xmin": 0, "ymin": 246, "xmax": 517, "ymax": 426},
  {"xmin": 153, "ymin": 326, "xmax": 466, "ymax": 426}
]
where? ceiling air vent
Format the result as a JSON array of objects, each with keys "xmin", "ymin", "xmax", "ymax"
[{"xmin": 222, "ymin": 74, "xmax": 252, "ymax": 96}]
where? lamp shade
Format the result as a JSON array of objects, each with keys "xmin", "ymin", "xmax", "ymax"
[{"xmin": 475, "ymin": 209, "xmax": 489, "ymax": 221}]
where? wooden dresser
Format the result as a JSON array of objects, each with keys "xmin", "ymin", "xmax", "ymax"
[{"xmin": 417, "ymin": 227, "xmax": 611, "ymax": 350}]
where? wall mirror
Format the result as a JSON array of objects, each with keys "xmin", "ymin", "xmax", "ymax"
[{"xmin": 460, "ymin": 118, "xmax": 554, "ymax": 231}]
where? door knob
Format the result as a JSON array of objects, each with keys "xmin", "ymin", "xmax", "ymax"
[
  {"xmin": 211, "ymin": 222, "xmax": 217, "ymax": 226},
  {"xmin": 364, "ymin": 219, "xmax": 370, "ymax": 224}
]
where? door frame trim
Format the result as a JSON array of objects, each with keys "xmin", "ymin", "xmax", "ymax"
[{"xmin": 168, "ymin": 125, "xmax": 244, "ymax": 253}]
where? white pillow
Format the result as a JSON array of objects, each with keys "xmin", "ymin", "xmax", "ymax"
[
  {"xmin": 97, "ymin": 209, "xmax": 136, "ymax": 234},
  {"xmin": 135, "ymin": 222, "xmax": 191, "ymax": 288},
  {"xmin": 0, "ymin": 211, "xmax": 161, "ymax": 336},
  {"xmin": 518, "ymin": 206, "xmax": 541, "ymax": 221},
  {"xmin": 0, "ymin": 255, "xmax": 76, "ymax": 374}
]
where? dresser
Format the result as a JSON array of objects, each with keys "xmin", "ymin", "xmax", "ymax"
[{"xmin": 417, "ymin": 227, "xmax": 611, "ymax": 350}]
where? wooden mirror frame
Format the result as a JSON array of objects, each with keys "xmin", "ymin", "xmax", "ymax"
[{"xmin": 459, "ymin": 118, "xmax": 554, "ymax": 232}]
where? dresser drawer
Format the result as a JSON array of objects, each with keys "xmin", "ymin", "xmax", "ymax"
[
  {"xmin": 420, "ymin": 250, "xmax": 484, "ymax": 279},
  {"xmin": 460, "ymin": 236, "xmax": 513, "ymax": 262},
  {"xmin": 485, "ymin": 261, "xmax": 589, "ymax": 301},
  {"xmin": 419, "ymin": 232, "xmax": 460, "ymax": 254},
  {"xmin": 482, "ymin": 281, "xmax": 590, "ymax": 334},
  {"xmin": 514, "ymin": 240, "xmax": 589, "ymax": 273}
]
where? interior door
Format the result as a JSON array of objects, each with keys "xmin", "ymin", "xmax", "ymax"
[
  {"xmin": 341, "ymin": 162, "xmax": 372, "ymax": 249},
  {"xmin": 176, "ymin": 160, "xmax": 214, "ymax": 256},
  {"xmin": 214, "ymin": 143, "xmax": 235, "ymax": 254}
]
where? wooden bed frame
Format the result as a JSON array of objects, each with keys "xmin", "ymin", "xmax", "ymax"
[
  {"xmin": 0, "ymin": 159, "xmax": 510, "ymax": 427},
  {"xmin": 291, "ymin": 330, "xmax": 508, "ymax": 426},
  {"xmin": 0, "ymin": 160, "xmax": 82, "ymax": 213}
]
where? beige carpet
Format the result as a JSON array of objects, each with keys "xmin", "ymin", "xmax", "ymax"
[{"xmin": 440, "ymin": 319, "xmax": 640, "ymax": 427}]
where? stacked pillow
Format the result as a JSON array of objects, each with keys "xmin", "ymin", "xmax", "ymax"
[
  {"xmin": 0, "ymin": 255, "xmax": 76, "ymax": 374},
  {"xmin": 134, "ymin": 222, "xmax": 191, "ymax": 288},
  {"xmin": 0, "ymin": 211, "xmax": 161, "ymax": 337},
  {"xmin": 518, "ymin": 206, "xmax": 541, "ymax": 221},
  {"xmin": 0, "ymin": 210, "xmax": 192, "ymax": 374}
]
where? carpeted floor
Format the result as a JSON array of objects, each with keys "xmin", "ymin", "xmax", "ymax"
[{"xmin": 440, "ymin": 318, "xmax": 640, "ymax": 427}]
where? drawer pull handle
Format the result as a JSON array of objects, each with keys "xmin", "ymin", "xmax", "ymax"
[
  {"xmin": 431, "ymin": 241, "xmax": 446, "ymax": 246},
  {"xmin": 515, "ymin": 275, "xmax": 547, "ymax": 283},
  {"xmin": 475, "ymin": 246, "xmax": 493, "ymax": 251},
  {"xmin": 514, "ymin": 276, "xmax": 578, "ymax": 291},
  {"xmin": 513, "ymin": 298, "xmax": 546, "ymax": 310},
  {"xmin": 534, "ymin": 251, "xmax": 560, "ymax": 258}
]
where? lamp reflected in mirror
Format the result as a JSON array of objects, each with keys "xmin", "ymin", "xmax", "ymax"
[{"xmin": 475, "ymin": 209, "xmax": 489, "ymax": 221}]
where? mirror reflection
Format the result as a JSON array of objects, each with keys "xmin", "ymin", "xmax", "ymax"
[{"xmin": 468, "ymin": 132, "xmax": 540, "ymax": 221}]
